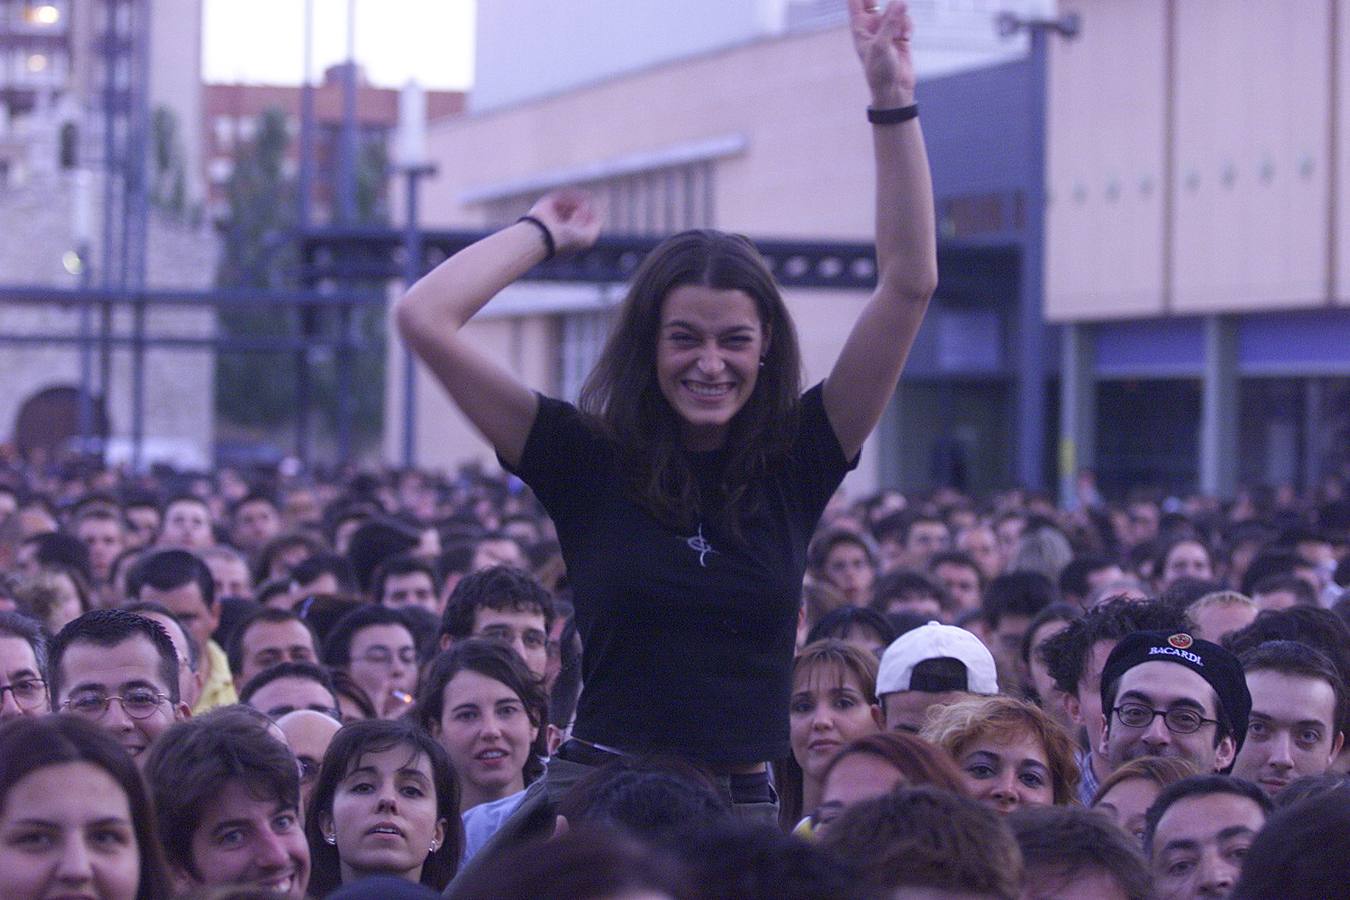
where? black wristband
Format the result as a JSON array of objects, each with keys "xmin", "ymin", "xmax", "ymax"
[
  {"xmin": 867, "ymin": 104, "xmax": 919, "ymax": 125},
  {"xmin": 517, "ymin": 215, "xmax": 556, "ymax": 260}
]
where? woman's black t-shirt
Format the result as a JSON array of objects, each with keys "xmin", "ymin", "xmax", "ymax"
[{"xmin": 506, "ymin": 383, "xmax": 855, "ymax": 765}]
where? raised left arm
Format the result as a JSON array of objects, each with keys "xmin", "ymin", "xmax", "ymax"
[{"xmin": 823, "ymin": 0, "xmax": 938, "ymax": 460}]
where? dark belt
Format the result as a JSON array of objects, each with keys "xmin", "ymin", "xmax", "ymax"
[{"xmin": 553, "ymin": 739, "xmax": 774, "ymax": 805}]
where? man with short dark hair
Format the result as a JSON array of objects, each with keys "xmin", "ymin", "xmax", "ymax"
[
  {"xmin": 231, "ymin": 493, "xmax": 283, "ymax": 557},
  {"xmin": 72, "ymin": 505, "xmax": 127, "ymax": 591},
  {"xmin": 983, "ymin": 571, "xmax": 1056, "ymax": 690},
  {"xmin": 438, "ymin": 565, "xmax": 555, "ymax": 680},
  {"xmin": 1099, "ymin": 630, "xmax": 1252, "ymax": 776},
  {"xmin": 127, "ymin": 548, "xmax": 236, "ymax": 712},
  {"xmin": 227, "ymin": 607, "xmax": 319, "ymax": 690},
  {"xmin": 1232, "ymin": 640, "xmax": 1345, "ymax": 797},
  {"xmin": 468, "ymin": 532, "xmax": 527, "ymax": 573},
  {"xmin": 1058, "ymin": 555, "xmax": 1125, "ymax": 610},
  {"xmin": 143, "ymin": 706, "xmax": 309, "ymax": 896},
  {"xmin": 899, "ymin": 513, "xmax": 950, "ymax": 571},
  {"xmin": 1041, "ymin": 598, "xmax": 1187, "ymax": 804},
  {"xmin": 875, "ymin": 621, "xmax": 999, "ymax": 733},
  {"xmin": 372, "ymin": 553, "xmax": 443, "ymax": 616},
  {"xmin": 928, "ymin": 550, "xmax": 983, "ymax": 614},
  {"xmin": 1144, "ymin": 775, "xmax": 1271, "ymax": 900},
  {"xmin": 239, "ymin": 661, "xmax": 341, "ymax": 722},
  {"xmin": 0, "ymin": 610, "xmax": 48, "ymax": 721},
  {"xmin": 48, "ymin": 608, "xmax": 190, "ymax": 765},
  {"xmin": 322, "ymin": 605, "xmax": 417, "ymax": 717},
  {"xmin": 159, "ymin": 495, "xmax": 216, "ymax": 550},
  {"xmin": 869, "ymin": 569, "xmax": 947, "ymax": 621}
]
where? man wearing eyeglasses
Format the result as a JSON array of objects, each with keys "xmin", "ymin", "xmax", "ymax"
[
  {"xmin": 0, "ymin": 610, "xmax": 48, "ymax": 721},
  {"xmin": 1097, "ymin": 630, "xmax": 1252, "ymax": 776},
  {"xmin": 47, "ymin": 608, "xmax": 191, "ymax": 765},
  {"xmin": 320, "ymin": 605, "xmax": 418, "ymax": 718}
]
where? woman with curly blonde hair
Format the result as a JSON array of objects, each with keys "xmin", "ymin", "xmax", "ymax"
[{"xmin": 921, "ymin": 694, "xmax": 1078, "ymax": 814}]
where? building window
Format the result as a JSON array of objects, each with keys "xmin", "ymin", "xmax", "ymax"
[
  {"xmin": 482, "ymin": 160, "xmax": 717, "ymax": 235},
  {"xmin": 558, "ymin": 309, "xmax": 615, "ymax": 402},
  {"xmin": 213, "ymin": 115, "xmax": 234, "ymax": 149}
]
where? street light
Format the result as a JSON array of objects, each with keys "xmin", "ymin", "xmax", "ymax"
[{"xmin": 995, "ymin": 10, "xmax": 1080, "ymax": 39}]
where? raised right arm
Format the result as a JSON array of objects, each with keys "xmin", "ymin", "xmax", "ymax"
[{"xmin": 393, "ymin": 190, "xmax": 601, "ymax": 469}]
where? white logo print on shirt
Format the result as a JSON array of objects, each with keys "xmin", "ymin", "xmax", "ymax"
[{"xmin": 682, "ymin": 522, "xmax": 717, "ymax": 567}]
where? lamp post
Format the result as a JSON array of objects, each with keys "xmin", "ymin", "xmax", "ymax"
[
  {"xmin": 396, "ymin": 81, "xmax": 436, "ymax": 469},
  {"xmin": 73, "ymin": 167, "xmax": 94, "ymax": 453}
]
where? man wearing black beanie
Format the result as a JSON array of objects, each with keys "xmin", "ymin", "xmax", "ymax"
[{"xmin": 1098, "ymin": 630, "xmax": 1252, "ymax": 776}]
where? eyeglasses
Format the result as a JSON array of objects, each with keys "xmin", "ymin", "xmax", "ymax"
[
  {"xmin": 0, "ymin": 678, "xmax": 47, "ymax": 710},
  {"xmin": 355, "ymin": 647, "xmax": 416, "ymax": 667},
  {"xmin": 1113, "ymin": 702, "xmax": 1218, "ymax": 735},
  {"xmin": 63, "ymin": 689, "xmax": 168, "ymax": 720}
]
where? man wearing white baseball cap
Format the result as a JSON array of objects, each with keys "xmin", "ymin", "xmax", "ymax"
[{"xmin": 876, "ymin": 621, "xmax": 1000, "ymax": 733}]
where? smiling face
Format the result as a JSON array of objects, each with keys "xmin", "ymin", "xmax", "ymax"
[
  {"xmin": 0, "ymin": 761, "xmax": 140, "ymax": 900},
  {"xmin": 186, "ymin": 780, "xmax": 309, "ymax": 897},
  {"xmin": 1100, "ymin": 661, "xmax": 1234, "ymax": 774},
  {"xmin": 325, "ymin": 746, "xmax": 446, "ymax": 886},
  {"xmin": 788, "ymin": 664, "xmax": 882, "ymax": 782},
  {"xmin": 57, "ymin": 635, "xmax": 186, "ymax": 763},
  {"xmin": 656, "ymin": 284, "xmax": 767, "ymax": 451},
  {"xmin": 956, "ymin": 728, "xmax": 1054, "ymax": 815},
  {"xmin": 0, "ymin": 634, "xmax": 46, "ymax": 721},
  {"xmin": 434, "ymin": 670, "xmax": 538, "ymax": 812}
]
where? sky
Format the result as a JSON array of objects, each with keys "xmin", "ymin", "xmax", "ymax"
[{"xmin": 200, "ymin": 0, "xmax": 475, "ymax": 90}]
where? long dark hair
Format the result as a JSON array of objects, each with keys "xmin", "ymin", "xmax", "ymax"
[
  {"xmin": 578, "ymin": 229, "xmax": 803, "ymax": 535},
  {"xmin": 0, "ymin": 715, "xmax": 173, "ymax": 899},
  {"xmin": 304, "ymin": 718, "xmax": 462, "ymax": 896},
  {"xmin": 412, "ymin": 639, "xmax": 549, "ymax": 787}
]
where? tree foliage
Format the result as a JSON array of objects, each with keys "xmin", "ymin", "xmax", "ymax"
[{"xmin": 214, "ymin": 108, "xmax": 389, "ymax": 448}]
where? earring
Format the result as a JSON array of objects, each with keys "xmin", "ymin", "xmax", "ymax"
[
  {"xmin": 429, "ymin": 840, "xmax": 440, "ymax": 852},
  {"xmin": 324, "ymin": 833, "xmax": 337, "ymax": 845},
  {"xmin": 759, "ymin": 358, "xmax": 766, "ymax": 368}
]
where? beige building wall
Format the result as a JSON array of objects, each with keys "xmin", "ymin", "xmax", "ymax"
[
  {"xmin": 1045, "ymin": 0, "xmax": 1168, "ymax": 320},
  {"xmin": 393, "ymin": 23, "xmax": 891, "ymax": 495},
  {"xmin": 1047, "ymin": 0, "xmax": 1343, "ymax": 321},
  {"xmin": 0, "ymin": 174, "xmax": 218, "ymax": 467}
]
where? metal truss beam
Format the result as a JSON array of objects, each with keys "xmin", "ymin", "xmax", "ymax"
[{"xmin": 300, "ymin": 228, "xmax": 884, "ymax": 290}]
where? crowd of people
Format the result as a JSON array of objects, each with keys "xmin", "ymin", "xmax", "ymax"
[
  {"xmin": 2, "ymin": 2, "xmax": 1349, "ymax": 897},
  {"xmin": 0, "ymin": 409, "xmax": 1346, "ymax": 898}
]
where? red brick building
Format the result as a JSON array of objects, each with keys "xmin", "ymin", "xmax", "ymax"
[{"xmin": 202, "ymin": 63, "xmax": 464, "ymax": 222}]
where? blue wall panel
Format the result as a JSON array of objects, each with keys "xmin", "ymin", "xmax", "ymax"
[{"xmin": 1095, "ymin": 318, "xmax": 1205, "ymax": 378}]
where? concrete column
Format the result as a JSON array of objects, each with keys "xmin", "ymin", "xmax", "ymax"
[
  {"xmin": 1057, "ymin": 322, "xmax": 1096, "ymax": 507},
  {"xmin": 1199, "ymin": 315, "xmax": 1238, "ymax": 498}
]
